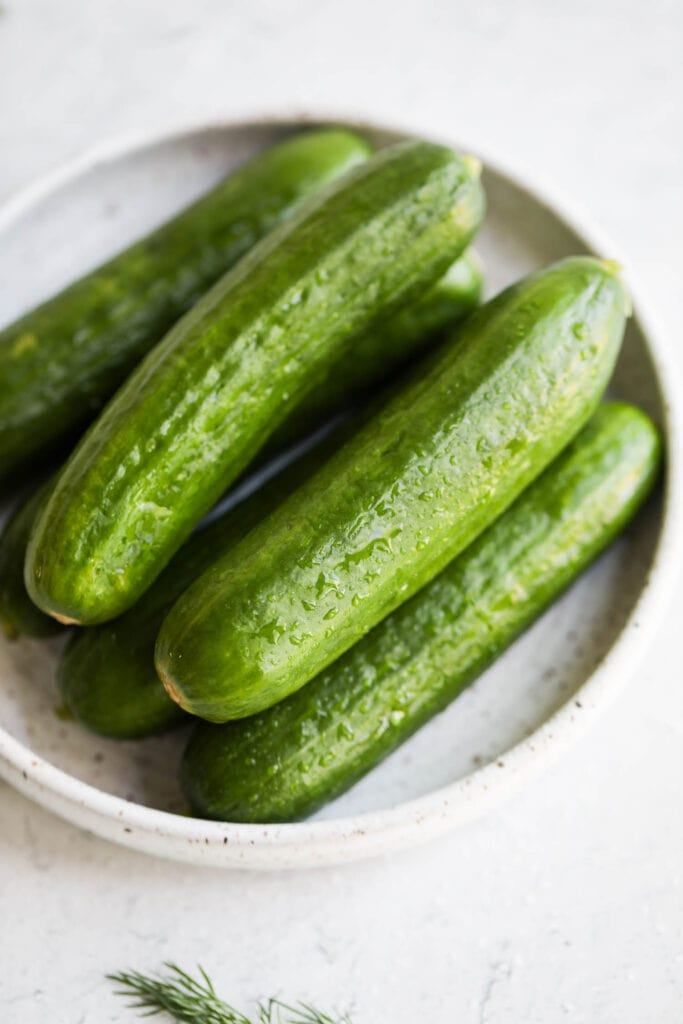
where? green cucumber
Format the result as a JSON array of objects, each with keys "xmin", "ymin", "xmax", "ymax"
[
  {"xmin": 26, "ymin": 141, "xmax": 485, "ymax": 625},
  {"xmin": 0, "ymin": 129, "xmax": 371, "ymax": 487},
  {"xmin": 264, "ymin": 248, "xmax": 483, "ymax": 453},
  {"xmin": 181, "ymin": 402, "xmax": 661, "ymax": 821},
  {"xmin": 1, "ymin": 251, "xmax": 480, "ymax": 642},
  {"xmin": 0, "ymin": 482, "xmax": 59, "ymax": 638},
  {"xmin": 157, "ymin": 256, "xmax": 629, "ymax": 723},
  {"xmin": 379, "ymin": 247, "xmax": 482, "ymax": 344},
  {"xmin": 58, "ymin": 435, "xmax": 343, "ymax": 738},
  {"xmin": 57, "ymin": 256, "xmax": 482, "ymax": 737}
]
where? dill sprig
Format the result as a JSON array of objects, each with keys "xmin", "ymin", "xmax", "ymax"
[{"xmin": 108, "ymin": 963, "xmax": 351, "ymax": 1024}]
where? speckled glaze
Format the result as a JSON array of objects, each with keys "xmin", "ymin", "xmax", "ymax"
[{"xmin": 0, "ymin": 115, "xmax": 680, "ymax": 870}]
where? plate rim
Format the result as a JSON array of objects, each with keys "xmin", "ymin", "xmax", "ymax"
[{"xmin": 1, "ymin": 111, "xmax": 681, "ymax": 869}]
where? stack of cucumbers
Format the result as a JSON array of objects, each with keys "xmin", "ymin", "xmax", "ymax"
[{"xmin": 0, "ymin": 127, "xmax": 661, "ymax": 823}]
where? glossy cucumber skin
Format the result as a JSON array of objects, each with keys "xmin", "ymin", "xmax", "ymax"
[
  {"xmin": 181, "ymin": 402, "xmax": 661, "ymax": 822},
  {"xmin": 379, "ymin": 247, "xmax": 482, "ymax": 344},
  {"xmin": 26, "ymin": 141, "xmax": 485, "ymax": 625},
  {"xmin": 57, "ymin": 439, "xmax": 339, "ymax": 739},
  {"xmin": 264, "ymin": 248, "xmax": 483, "ymax": 453},
  {"xmin": 1, "ymin": 253, "xmax": 479, "ymax": 643},
  {"xmin": 56, "ymin": 252, "xmax": 481, "ymax": 736},
  {"xmin": 157, "ymin": 257, "xmax": 629, "ymax": 723},
  {"xmin": 0, "ymin": 482, "xmax": 59, "ymax": 638},
  {"xmin": 0, "ymin": 130, "xmax": 372, "ymax": 489}
]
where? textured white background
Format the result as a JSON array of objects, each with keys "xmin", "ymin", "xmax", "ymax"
[{"xmin": 2, "ymin": 1, "xmax": 683, "ymax": 1021}]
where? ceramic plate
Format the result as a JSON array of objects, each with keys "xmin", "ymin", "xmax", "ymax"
[{"xmin": 0, "ymin": 116, "xmax": 680, "ymax": 868}]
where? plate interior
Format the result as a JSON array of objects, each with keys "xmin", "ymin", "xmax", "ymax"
[{"xmin": 0, "ymin": 121, "xmax": 664, "ymax": 823}]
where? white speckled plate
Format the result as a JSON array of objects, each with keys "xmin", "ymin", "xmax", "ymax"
[{"xmin": 0, "ymin": 116, "xmax": 680, "ymax": 869}]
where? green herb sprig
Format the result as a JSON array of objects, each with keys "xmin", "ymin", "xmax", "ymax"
[{"xmin": 109, "ymin": 963, "xmax": 351, "ymax": 1024}]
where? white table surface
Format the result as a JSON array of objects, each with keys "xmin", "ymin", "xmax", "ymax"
[{"xmin": 1, "ymin": 1, "xmax": 683, "ymax": 1020}]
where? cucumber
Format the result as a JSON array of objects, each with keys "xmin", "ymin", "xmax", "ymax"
[
  {"xmin": 264, "ymin": 248, "xmax": 483, "ymax": 454},
  {"xmin": 0, "ymin": 129, "xmax": 371, "ymax": 487},
  {"xmin": 0, "ymin": 482, "xmax": 59, "ymax": 638},
  {"xmin": 181, "ymin": 402, "xmax": 661, "ymax": 822},
  {"xmin": 26, "ymin": 141, "xmax": 485, "ymax": 625},
  {"xmin": 380, "ymin": 247, "xmax": 482, "ymax": 345},
  {"xmin": 57, "ymin": 257, "xmax": 482, "ymax": 737},
  {"xmin": 157, "ymin": 257, "xmax": 629, "ymax": 723},
  {"xmin": 58, "ymin": 435, "xmax": 343, "ymax": 738},
  {"xmin": 1, "ymin": 251, "xmax": 480, "ymax": 642}
]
